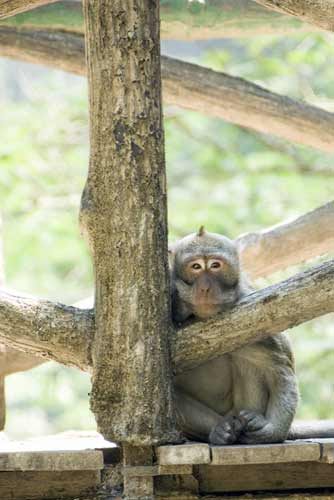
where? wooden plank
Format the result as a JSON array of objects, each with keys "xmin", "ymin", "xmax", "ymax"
[
  {"xmin": 0, "ymin": 470, "xmax": 100, "ymax": 499},
  {"xmin": 198, "ymin": 461, "xmax": 334, "ymax": 492},
  {"xmin": 124, "ymin": 464, "xmax": 193, "ymax": 477},
  {"xmin": 314, "ymin": 438, "xmax": 334, "ymax": 464},
  {"xmin": 0, "ymin": 449, "xmax": 103, "ymax": 471},
  {"xmin": 156, "ymin": 443, "xmax": 210, "ymax": 465},
  {"xmin": 211, "ymin": 440, "xmax": 320, "ymax": 465}
]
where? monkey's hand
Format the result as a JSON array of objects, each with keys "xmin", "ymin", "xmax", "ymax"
[
  {"xmin": 237, "ymin": 410, "xmax": 278, "ymax": 444},
  {"xmin": 209, "ymin": 415, "xmax": 245, "ymax": 445}
]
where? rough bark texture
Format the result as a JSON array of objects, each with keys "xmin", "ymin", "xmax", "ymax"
[
  {"xmin": 0, "ymin": 290, "xmax": 93, "ymax": 371},
  {"xmin": 254, "ymin": 0, "xmax": 334, "ymax": 32},
  {"xmin": 0, "ymin": 0, "xmax": 57, "ymax": 19},
  {"xmin": 173, "ymin": 259, "xmax": 334, "ymax": 373},
  {"xmin": 0, "ymin": 0, "xmax": 317, "ymax": 39},
  {"xmin": 237, "ymin": 201, "xmax": 334, "ymax": 280},
  {"xmin": 81, "ymin": 0, "xmax": 177, "ymax": 445},
  {"xmin": 2, "ymin": 28, "xmax": 334, "ymax": 153}
]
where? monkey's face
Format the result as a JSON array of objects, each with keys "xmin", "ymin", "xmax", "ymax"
[{"xmin": 171, "ymin": 231, "xmax": 241, "ymax": 320}]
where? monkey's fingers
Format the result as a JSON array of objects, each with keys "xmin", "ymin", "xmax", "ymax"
[
  {"xmin": 209, "ymin": 420, "xmax": 237, "ymax": 445},
  {"xmin": 239, "ymin": 410, "xmax": 268, "ymax": 432}
]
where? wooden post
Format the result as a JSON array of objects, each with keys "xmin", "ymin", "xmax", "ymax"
[{"xmin": 81, "ymin": 3, "xmax": 178, "ymax": 489}]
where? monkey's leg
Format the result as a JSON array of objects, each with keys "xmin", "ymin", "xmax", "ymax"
[
  {"xmin": 239, "ymin": 365, "xmax": 298, "ymax": 444},
  {"xmin": 233, "ymin": 339, "xmax": 299, "ymax": 444},
  {"xmin": 174, "ymin": 389, "xmax": 243, "ymax": 444}
]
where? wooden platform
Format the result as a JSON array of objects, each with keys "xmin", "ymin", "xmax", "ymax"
[{"xmin": 1, "ymin": 432, "xmax": 334, "ymax": 498}]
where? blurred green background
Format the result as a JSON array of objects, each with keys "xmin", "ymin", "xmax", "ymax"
[{"xmin": 1, "ymin": 32, "xmax": 333, "ymax": 438}]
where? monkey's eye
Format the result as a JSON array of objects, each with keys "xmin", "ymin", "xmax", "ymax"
[
  {"xmin": 191, "ymin": 263, "xmax": 202, "ymax": 270},
  {"xmin": 210, "ymin": 261, "xmax": 221, "ymax": 269}
]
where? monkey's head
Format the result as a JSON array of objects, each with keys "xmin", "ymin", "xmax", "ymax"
[{"xmin": 170, "ymin": 227, "xmax": 247, "ymax": 322}]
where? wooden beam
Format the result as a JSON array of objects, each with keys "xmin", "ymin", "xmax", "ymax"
[
  {"xmin": 0, "ymin": 0, "xmax": 57, "ymax": 20},
  {"xmin": 173, "ymin": 258, "xmax": 334, "ymax": 373},
  {"xmin": 237, "ymin": 201, "xmax": 334, "ymax": 280},
  {"xmin": 1, "ymin": 28, "xmax": 334, "ymax": 153},
  {"xmin": 0, "ymin": 0, "xmax": 318, "ymax": 40},
  {"xmin": 198, "ymin": 461, "xmax": 334, "ymax": 492},
  {"xmin": 253, "ymin": 0, "xmax": 334, "ymax": 33}
]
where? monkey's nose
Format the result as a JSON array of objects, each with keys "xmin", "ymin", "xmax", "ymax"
[{"xmin": 200, "ymin": 286, "xmax": 210, "ymax": 294}]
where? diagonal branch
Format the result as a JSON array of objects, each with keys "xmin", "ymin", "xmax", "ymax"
[
  {"xmin": 253, "ymin": 0, "xmax": 334, "ymax": 32},
  {"xmin": 0, "ymin": 0, "xmax": 319, "ymax": 39},
  {"xmin": 1, "ymin": 259, "xmax": 333, "ymax": 376},
  {"xmin": 0, "ymin": 290, "xmax": 94, "ymax": 372},
  {"xmin": 237, "ymin": 201, "xmax": 334, "ymax": 280},
  {"xmin": 1, "ymin": 27, "xmax": 334, "ymax": 152},
  {"xmin": 0, "ymin": 0, "xmax": 57, "ymax": 19},
  {"xmin": 173, "ymin": 259, "xmax": 334, "ymax": 374}
]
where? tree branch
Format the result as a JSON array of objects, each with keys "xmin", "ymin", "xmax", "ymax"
[
  {"xmin": 0, "ymin": 290, "xmax": 94, "ymax": 372},
  {"xmin": 173, "ymin": 259, "xmax": 334, "ymax": 374},
  {"xmin": 237, "ymin": 201, "xmax": 334, "ymax": 280},
  {"xmin": 1, "ymin": 258, "xmax": 333, "ymax": 377},
  {"xmin": 0, "ymin": 0, "xmax": 318, "ymax": 39},
  {"xmin": 0, "ymin": 0, "xmax": 57, "ymax": 19},
  {"xmin": 253, "ymin": 0, "xmax": 334, "ymax": 32},
  {"xmin": 1, "ymin": 27, "xmax": 334, "ymax": 153}
]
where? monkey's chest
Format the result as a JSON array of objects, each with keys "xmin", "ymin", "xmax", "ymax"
[{"xmin": 174, "ymin": 355, "xmax": 234, "ymax": 414}]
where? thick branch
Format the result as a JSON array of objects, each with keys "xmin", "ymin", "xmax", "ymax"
[
  {"xmin": 253, "ymin": 0, "xmax": 334, "ymax": 32},
  {"xmin": 1, "ymin": 259, "xmax": 334, "ymax": 377},
  {"xmin": 0, "ymin": 0, "xmax": 317, "ymax": 39},
  {"xmin": 0, "ymin": 290, "xmax": 94, "ymax": 372},
  {"xmin": 0, "ymin": 0, "xmax": 57, "ymax": 19},
  {"xmin": 173, "ymin": 259, "xmax": 334, "ymax": 374},
  {"xmin": 162, "ymin": 57, "xmax": 334, "ymax": 153},
  {"xmin": 1, "ymin": 28, "xmax": 334, "ymax": 153},
  {"xmin": 237, "ymin": 201, "xmax": 334, "ymax": 280}
]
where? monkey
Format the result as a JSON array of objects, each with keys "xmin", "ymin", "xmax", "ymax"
[{"xmin": 170, "ymin": 227, "xmax": 299, "ymax": 445}]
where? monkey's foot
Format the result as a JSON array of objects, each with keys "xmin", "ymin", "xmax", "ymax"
[
  {"xmin": 238, "ymin": 410, "xmax": 282, "ymax": 444},
  {"xmin": 209, "ymin": 415, "xmax": 245, "ymax": 445}
]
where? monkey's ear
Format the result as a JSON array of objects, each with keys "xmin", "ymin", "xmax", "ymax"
[
  {"xmin": 197, "ymin": 225, "xmax": 205, "ymax": 237},
  {"xmin": 168, "ymin": 247, "xmax": 175, "ymax": 269}
]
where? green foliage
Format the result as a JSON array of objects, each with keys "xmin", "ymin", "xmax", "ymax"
[{"xmin": 1, "ymin": 31, "xmax": 334, "ymax": 437}]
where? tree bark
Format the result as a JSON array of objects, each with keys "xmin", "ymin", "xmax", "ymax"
[
  {"xmin": 173, "ymin": 258, "xmax": 334, "ymax": 373},
  {"xmin": 0, "ymin": 0, "xmax": 318, "ymax": 39},
  {"xmin": 81, "ymin": 0, "xmax": 177, "ymax": 446},
  {"xmin": 253, "ymin": 0, "xmax": 334, "ymax": 32},
  {"xmin": 237, "ymin": 201, "xmax": 334, "ymax": 280},
  {"xmin": 1, "ymin": 28, "xmax": 334, "ymax": 153},
  {"xmin": 0, "ymin": 290, "xmax": 93, "ymax": 371},
  {"xmin": 0, "ymin": 0, "xmax": 57, "ymax": 19}
]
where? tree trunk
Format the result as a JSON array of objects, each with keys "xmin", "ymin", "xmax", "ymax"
[{"xmin": 81, "ymin": 0, "xmax": 177, "ymax": 446}]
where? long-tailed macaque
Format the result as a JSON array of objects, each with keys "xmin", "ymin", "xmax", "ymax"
[{"xmin": 170, "ymin": 227, "xmax": 299, "ymax": 445}]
